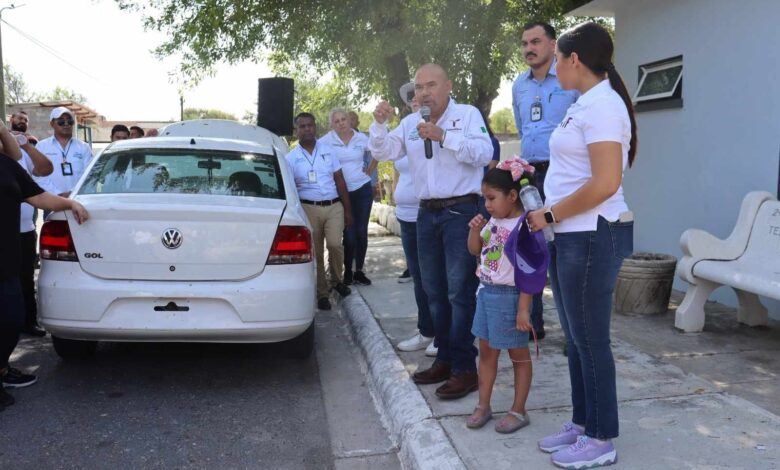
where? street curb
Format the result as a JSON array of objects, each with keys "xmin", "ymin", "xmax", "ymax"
[{"xmin": 341, "ymin": 293, "xmax": 467, "ymax": 470}]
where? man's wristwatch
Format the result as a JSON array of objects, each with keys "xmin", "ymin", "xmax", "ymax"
[{"xmin": 544, "ymin": 207, "xmax": 558, "ymax": 224}]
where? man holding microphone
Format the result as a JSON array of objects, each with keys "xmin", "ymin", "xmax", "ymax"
[{"xmin": 369, "ymin": 63, "xmax": 493, "ymax": 399}]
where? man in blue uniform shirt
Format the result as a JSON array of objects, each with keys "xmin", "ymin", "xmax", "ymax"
[{"xmin": 512, "ymin": 22, "xmax": 579, "ymax": 339}]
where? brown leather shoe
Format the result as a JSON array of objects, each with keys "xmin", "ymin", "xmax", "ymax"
[
  {"xmin": 412, "ymin": 361, "xmax": 451, "ymax": 385},
  {"xmin": 435, "ymin": 372, "xmax": 478, "ymax": 399}
]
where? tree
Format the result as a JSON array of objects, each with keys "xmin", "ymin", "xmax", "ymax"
[
  {"xmin": 242, "ymin": 109, "xmax": 257, "ymax": 125},
  {"xmin": 183, "ymin": 107, "xmax": 237, "ymax": 121},
  {"xmin": 490, "ymin": 108, "xmax": 518, "ymax": 135},
  {"xmin": 117, "ymin": 0, "xmax": 597, "ymax": 116},
  {"xmin": 40, "ymin": 86, "xmax": 89, "ymax": 105},
  {"xmin": 4, "ymin": 64, "xmax": 39, "ymax": 104},
  {"xmin": 283, "ymin": 69, "xmax": 358, "ymax": 134}
]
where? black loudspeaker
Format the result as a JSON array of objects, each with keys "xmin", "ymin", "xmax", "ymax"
[{"xmin": 257, "ymin": 77, "xmax": 294, "ymax": 137}]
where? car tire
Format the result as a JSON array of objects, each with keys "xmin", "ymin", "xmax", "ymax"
[
  {"xmin": 52, "ymin": 336, "xmax": 98, "ymax": 360},
  {"xmin": 283, "ymin": 322, "xmax": 315, "ymax": 359}
]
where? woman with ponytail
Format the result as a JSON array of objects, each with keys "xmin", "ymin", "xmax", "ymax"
[{"xmin": 525, "ymin": 22, "xmax": 636, "ymax": 469}]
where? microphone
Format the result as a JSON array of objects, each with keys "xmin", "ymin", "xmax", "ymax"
[{"xmin": 420, "ymin": 106, "xmax": 433, "ymax": 159}]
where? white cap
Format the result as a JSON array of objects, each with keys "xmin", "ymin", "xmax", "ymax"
[
  {"xmin": 399, "ymin": 82, "xmax": 415, "ymax": 106},
  {"xmin": 50, "ymin": 106, "xmax": 73, "ymax": 121}
]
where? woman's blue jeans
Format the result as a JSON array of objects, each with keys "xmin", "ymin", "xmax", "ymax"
[
  {"xmin": 398, "ymin": 218, "xmax": 434, "ymax": 338},
  {"xmin": 549, "ymin": 216, "xmax": 633, "ymax": 440},
  {"xmin": 343, "ymin": 182, "xmax": 374, "ymax": 273}
]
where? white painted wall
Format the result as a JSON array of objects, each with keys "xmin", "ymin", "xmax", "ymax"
[{"xmin": 612, "ymin": 0, "xmax": 780, "ymax": 315}]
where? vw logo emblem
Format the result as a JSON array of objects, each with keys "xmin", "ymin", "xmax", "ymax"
[{"xmin": 161, "ymin": 228, "xmax": 183, "ymax": 249}]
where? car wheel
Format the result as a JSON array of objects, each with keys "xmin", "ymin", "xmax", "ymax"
[
  {"xmin": 283, "ymin": 322, "xmax": 315, "ymax": 359},
  {"xmin": 52, "ymin": 336, "xmax": 98, "ymax": 360}
]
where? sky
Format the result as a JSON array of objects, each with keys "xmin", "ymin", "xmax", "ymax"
[{"xmin": 2, "ymin": 0, "xmax": 514, "ymax": 123}]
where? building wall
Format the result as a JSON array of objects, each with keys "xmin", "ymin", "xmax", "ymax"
[
  {"xmin": 11, "ymin": 106, "xmax": 55, "ymax": 141},
  {"xmin": 613, "ymin": 0, "xmax": 780, "ymax": 314},
  {"xmin": 8, "ymin": 104, "xmax": 97, "ymax": 145}
]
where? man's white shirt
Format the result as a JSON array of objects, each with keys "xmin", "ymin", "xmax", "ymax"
[
  {"xmin": 368, "ymin": 99, "xmax": 492, "ymax": 200},
  {"xmin": 35, "ymin": 136, "xmax": 93, "ymax": 195},
  {"xmin": 18, "ymin": 150, "xmax": 55, "ymax": 233},
  {"xmin": 285, "ymin": 141, "xmax": 342, "ymax": 201}
]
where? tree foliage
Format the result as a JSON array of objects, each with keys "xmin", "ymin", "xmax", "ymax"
[
  {"xmin": 490, "ymin": 107, "xmax": 518, "ymax": 135},
  {"xmin": 40, "ymin": 86, "xmax": 89, "ymax": 105},
  {"xmin": 4, "ymin": 65, "xmax": 38, "ymax": 104},
  {"xmin": 183, "ymin": 107, "xmax": 237, "ymax": 121},
  {"xmin": 4, "ymin": 66, "xmax": 92, "ymax": 106},
  {"xmin": 117, "ymin": 0, "xmax": 600, "ymax": 116}
]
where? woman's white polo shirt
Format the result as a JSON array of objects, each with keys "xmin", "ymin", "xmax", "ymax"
[
  {"xmin": 320, "ymin": 130, "xmax": 371, "ymax": 192},
  {"xmin": 545, "ymin": 79, "xmax": 631, "ymax": 233}
]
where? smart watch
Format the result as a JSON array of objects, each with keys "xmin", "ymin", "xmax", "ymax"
[{"xmin": 544, "ymin": 207, "xmax": 558, "ymax": 224}]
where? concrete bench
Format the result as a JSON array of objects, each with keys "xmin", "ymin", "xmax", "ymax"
[{"xmin": 675, "ymin": 191, "xmax": 780, "ymax": 332}]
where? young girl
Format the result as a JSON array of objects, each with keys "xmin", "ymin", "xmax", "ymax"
[{"xmin": 466, "ymin": 158, "xmax": 540, "ymax": 434}]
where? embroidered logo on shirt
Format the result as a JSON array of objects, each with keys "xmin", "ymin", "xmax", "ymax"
[
  {"xmin": 408, "ymin": 129, "xmax": 421, "ymax": 141},
  {"xmin": 480, "ymin": 126, "xmax": 487, "ymax": 133}
]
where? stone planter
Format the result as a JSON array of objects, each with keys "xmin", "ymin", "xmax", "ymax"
[{"xmin": 614, "ymin": 253, "xmax": 678, "ymax": 315}]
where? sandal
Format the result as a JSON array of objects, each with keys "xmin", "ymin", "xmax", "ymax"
[
  {"xmin": 495, "ymin": 410, "xmax": 530, "ymax": 434},
  {"xmin": 466, "ymin": 405, "xmax": 493, "ymax": 429}
]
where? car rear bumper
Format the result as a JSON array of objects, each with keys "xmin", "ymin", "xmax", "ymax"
[
  {"xmin": 42, "ymin": 319, "xmax": 312, "ymax": 343},
  {"xmin": 39, "ymin": 261, "xmax": 316, "ymax": 343}
]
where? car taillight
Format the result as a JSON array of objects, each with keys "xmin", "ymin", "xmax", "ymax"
[
  {"xmin": 40, "ymin": 220, "xmax": 78, "ymax": 262},
  {"xmin": 267, "ymin": 226, "xmax": 312, "ymax": 265}
]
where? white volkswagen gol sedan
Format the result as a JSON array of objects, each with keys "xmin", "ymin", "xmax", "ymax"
[{"xmin": 38, "ymin": 121, "xmax": 316, "ymax": 359}]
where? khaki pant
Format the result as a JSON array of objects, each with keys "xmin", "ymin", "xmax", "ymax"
[{"xmin": 303, "ymin": 202, "xmax": 345, "ymax": 299}]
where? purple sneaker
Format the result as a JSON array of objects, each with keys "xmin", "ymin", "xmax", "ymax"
[
  {"xmin": 551, "ymin": 435, "xmax": 617, "ymax": 469},
  {"xmin": 538, "ymin": 422, "xmax": 584, "ymax": 453}
]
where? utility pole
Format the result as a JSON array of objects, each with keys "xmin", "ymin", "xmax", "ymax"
[
  {"xmin": 0, "ymin": 4, "xmax": 24, "ymax": 123},
  {"xmin": 180, "ymin": 95, "xmax": 184, "ymax": 121}
]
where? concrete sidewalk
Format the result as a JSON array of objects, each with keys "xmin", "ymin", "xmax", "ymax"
[{"xmin": 344, "ymin": 223, "xmax": 780, "ymax": 469}]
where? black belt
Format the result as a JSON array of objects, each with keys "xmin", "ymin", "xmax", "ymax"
[
  {"xmin": 301, "ymin": 197, "xmax": 340, "ymax": 206},
  {"xmin": 530, "ymin": 161, "xmax": 550, "ymax": 172},
  {"xmin": 420, "ymin": 194, "xmax": 479, "ymax": 211}
]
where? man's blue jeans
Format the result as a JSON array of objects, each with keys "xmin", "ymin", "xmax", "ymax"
[
  {"xmin": 344, "ymin": 182, "xmax": 374, "ymax": 273},
  {"xmin": 398, "ymin": 218, "xmax": 434, "ymax": 338},
  {"xmin": 417, "ymin": 201, "xmax": 479, "ymax": 374},
  {"xmin": 548, "ymin": 216, "xmax": 633, "ymax": 440}
]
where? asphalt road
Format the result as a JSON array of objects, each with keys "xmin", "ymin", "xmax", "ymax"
[{"xmin": 2, "ymin": 328, "xmax": 335, "ymax": 469}]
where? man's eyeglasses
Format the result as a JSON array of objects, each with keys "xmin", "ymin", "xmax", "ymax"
[{"xmin": 56, "ymin": 118, "xmax": 74, "ymax": 126}]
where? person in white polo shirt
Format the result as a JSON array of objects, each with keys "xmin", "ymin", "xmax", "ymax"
[
  {"xmin": 321, "ymin": 108, "xmax": 374, "ymax": 286},
  {"xmin": 370, "ymin": 63, "xmax": 493, "ymax": 400},
  {"xmin": 392, "ymin": 92, "xmax": 436, "ymax": 357},
  {"xmin": 526, "ymin": 23, "xmax": 637, "ymax": 468},
  {"xmin": 10, "ymin": 111, "xmax": 54, "ymax": 337},
  {"xmin": 35, "ymin": 107, "xmax": 93, "ymax": 202},
  {"xmin": 286, "ymin": 112, "xmax": 353, "ymax": 312}
]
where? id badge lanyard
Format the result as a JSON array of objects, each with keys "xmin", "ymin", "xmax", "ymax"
[
  {"xmin": 530, "ymin": 96, "xmax": 542, "ymax": 122},
  {"xmin": 60, "ymin": 139, "xmax": 74, "ymax": 176},
  {"xmin": 303, "ymin": 146, "xmax": 318, "ymax": 183}
]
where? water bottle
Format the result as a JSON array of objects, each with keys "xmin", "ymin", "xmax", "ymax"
[{"xmin": 519, "ymin": 178, "xmax": 554, "ymax": 242}]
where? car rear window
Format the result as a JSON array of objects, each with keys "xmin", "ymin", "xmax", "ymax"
[{"xmin": 78, "ymin": 148, "xmax": 284, "ymax": 199}]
